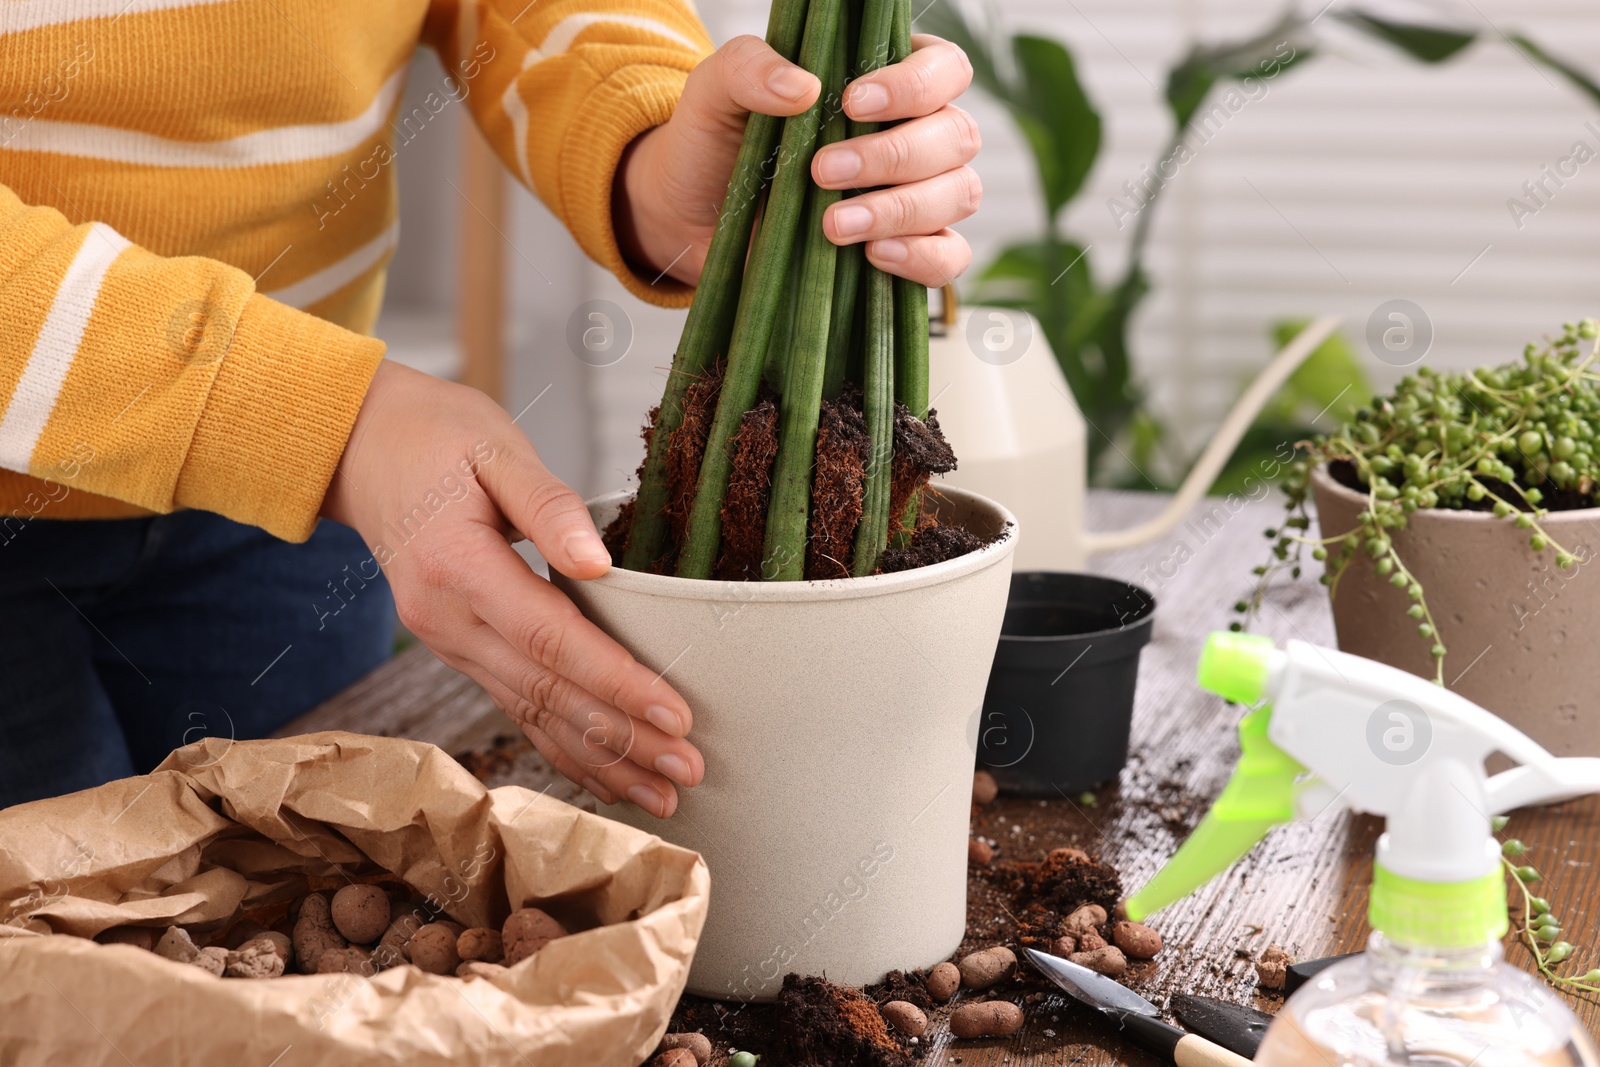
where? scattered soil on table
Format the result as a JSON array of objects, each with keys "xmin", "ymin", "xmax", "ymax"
[
  {"xmin": 775, "ymin": 974, "xmax": 912, "ymax": 1066},
  {"xmin": 715, "ymin": 393, "xmax": 779, "ymax": 581},
  {"xmin": 806, "ymin": 394, "xmax": 870, "ymax": 580}
]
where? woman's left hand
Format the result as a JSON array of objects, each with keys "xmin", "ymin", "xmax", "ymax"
[{"xmin": 615, "ymin": 32, "xmax": 981, "ymax": 290}]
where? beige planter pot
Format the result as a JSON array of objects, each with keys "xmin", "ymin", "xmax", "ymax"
[
  {"xmin": 553, "ymin": 487, "xmax": 1017, "ymax": 1000},
  {"xmin": 1312, "ymin": 466, "xmax": 1600, "ymax": 756}
]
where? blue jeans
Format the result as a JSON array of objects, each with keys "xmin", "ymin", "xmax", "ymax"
[{"xmin": 0, "ymin": 510, "xmax": 394, "ymax": 808}]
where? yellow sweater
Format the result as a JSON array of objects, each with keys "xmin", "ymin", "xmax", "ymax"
[{"xmin": 0, "ymin": 0, "xmax": 709, "ymax": 542}]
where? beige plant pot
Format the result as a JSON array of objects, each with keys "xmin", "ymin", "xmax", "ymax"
[
  {"xmin": 552, "ymin": 486, "xmax": 1017, "ymax": 1001},
  {"xmin": 1312, "ymin": 465, "xmax": 1600, "ymax": 756}
]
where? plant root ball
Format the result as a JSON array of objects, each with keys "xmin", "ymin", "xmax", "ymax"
[
  {"xmin": 1112, "ymin": 920, "xmax": 1163, "ymax": 959},
  {"xmin": 950, "ymin": 1000, "xmax": 1024, "ymax": 1039},
  {"xmin": 652, "ymin": 1051, "xmax": 697, "ymax": 1067},
  {"xmin": 880, "ymin": 1000, "xmax": 928, "ymax": 1037},
  {"xmin": 926, "ymin": 961, "xmax": 960, "ymax": 1002},
  {"xmin": 407, "ymin": 923, "xmax": 462, "ymax": 975},
  {"xmin": 657, "ymin": 1033, "xmax": 713, "ymax": 1065},
  {"xmin": 316, "ymin": 946, "xmax": 376, "ymax": 976},
  {"xmin": 501, "ymin": 907, "xmax": 569, "ymax": 966},
  {"xmin": 457, "ymin": 927, "xmax": 504, "ymax": 963},
  {"xmin": 972, "ymin": 769, "xmax": 999, "ymax": 805},
  {"xmin": 293, "ymin": 893, "xmax": 348, "ymax": 973},
  {"xmin": 957, "ymin": 946, "xmax": 1016, "ymax": 990},
  {"xmin": 1256, "ymin": 944, "xmax": 1291, "ymax": 990},
  {"xmin": 967, "ymin": 837, "xmax": 994, "ymax": 866},
  {"xmin": 330, "ymin": 885, "xmax": 391, "ymax": 945},
  {"xmin": 97, "ymin": 927, "xmax": 158, "ymax": 952},
  {"xmin": 225, "ymin": 937, "xmax": 289, "ymax": 979},
  {"xmin": 1069, "ymin": 946, "xmax": 1127, "ymax": 978}
]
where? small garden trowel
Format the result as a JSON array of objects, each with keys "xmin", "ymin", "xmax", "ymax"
[
  {"xmin": 1167, "ymin": 994, "xmax": 1276, "ymax": 1059},
  {"xmin": 1022, "ymin": 948, "xmax": 1252, "ymax": 1066}
]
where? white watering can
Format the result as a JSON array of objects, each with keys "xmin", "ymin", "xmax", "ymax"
[{"xmin": 926, "ymin": 290, "xmax": 1340, "ymax": 570}]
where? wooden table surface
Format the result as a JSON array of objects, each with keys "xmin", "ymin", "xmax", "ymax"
[{"xmin": 280, "ymin": 491, "xmax": 1600, "ymax": 1060}]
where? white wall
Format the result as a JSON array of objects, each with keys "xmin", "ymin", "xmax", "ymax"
[{"xmin": 379, "ymin": 0, "xmax": 1600, "ymax": 495}]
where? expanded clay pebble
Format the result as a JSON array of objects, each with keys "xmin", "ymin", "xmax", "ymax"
[
  {"xmin": 1047, "ymin": 935, "xmax": 1076, "ymax": 958},
  {"xmin": 1068, "ymin": 946, "xmax": 1127, "ymax": 978},
  {"xmin": 457, "ymin": 927, "xmax": 504, "ymax": 963},
  {"xmin": 293, "ymin": 893, "xmax": 348, "ymax": 973},
  {"xmin": 1256, "ymin": 944, "xmax": 1291, "ymax": 990},
  {"xmin": 652, "ymin": 1052, "xmax": 696, "ymax": 1067},
  {"xmin": 225, "ymin": 937, "xmax": 288, "ymax": 979},
  {"xmin": 1062, "ymin": 904, "xmax": 1107, "ymax": 939},
  {"xmin": 950, "ymin": 1000, "xmax": 1024, "ymax": 1039},
  {"xmin": 220, "ymin": 920, "xmax": 268, "ymax": 950},
  {"xmin": 880, "ymin": 1000, "xmax": 927, "ymax": 1037},
  {"xmin": 97, "ymin": 927, "xmax": 158, "ymax": 951},
  {"xmin": 1112, "ymin": 920, "xmax": 1163, "ymax": 959},
  {"xmin": 1076, "ymin": 929, "xmax": 1107, "ymax": 953},
  {"xmin": 502, "ymin": 907, "xmax": 568, "ymax": 965},
  {"xmin": 926, "ymin": 961, "xmax": 960, "ymax": 1002},
  {"xmin": 407, "ymin": 923, "xmax": 461, "ymax": 975},
  {"xmin": 155, "ymin": 926, "xmax": 199, "ymax": 963},
  {"xmin": 957, "ymin": 946, "xmax": 1016, "ymax": 990},
  {"xmin": 190, "ymin": 946, "xmax": 229, "ymax": 977},
  {"xmin": 967, "ymin": 837, "xmax": 993, "ymax": 866},
  {"xmin": 972, "ymin": 770, "xmax": 998, "ymax": 805},
  {"xmin": 317, "ymin": 946, "xmax": 376, "ymax": 976},
  {"xmin": 330, "ymin": 884, "xmax": 391, "ymax": 944},
  {"xmin": 375, "ymin": 905, "xmax": 429, "ymax": 968},
  {"xmin": 657, "ymin": 1033, "xmax": 712, "ymax": 1065}
]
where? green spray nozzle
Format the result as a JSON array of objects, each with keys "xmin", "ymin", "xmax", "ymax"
[{"xmin": 1123, "ymin": 634, "xmax": 1303, "ymax": 922}]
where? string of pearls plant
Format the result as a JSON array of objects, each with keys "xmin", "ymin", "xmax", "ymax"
[
  {"xmin": 1238, "ymin": 318, "xmax": 1600, "ymax": 683},
  {"xmin": 1498, "ymin": 816, "xmax": 1600, "ymax": 1004}
]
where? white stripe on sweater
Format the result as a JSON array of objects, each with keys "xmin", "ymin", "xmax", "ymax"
[
  {"xmin": 501, "ymin": 14, "xmax": 703, "ymax": 186},
  {"xmin": 0, "ymin": 66, "xmax": 408, "ymax": 167},
  {"xmin": 262, "ymin": 218, "xmax": 399, "ymax": 310},
  {"xmin": 0, "ymin": 224, "xmax": 131, "ymax": 471},
  {"xmin": 0, "ymin": 0, "xmax": 227, "ymax": 34}
]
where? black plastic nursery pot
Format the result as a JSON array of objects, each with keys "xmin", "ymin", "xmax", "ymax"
[{"xmin": 976, "ymin": 572, "xmax": 1155, "ymax": 796}]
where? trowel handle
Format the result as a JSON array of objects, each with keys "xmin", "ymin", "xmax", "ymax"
[
  {"xmin": 1174, "ymin": 1034, "xmax": 1254, "ymax": 1067},
  {"xmin": 1122, "ymin": 1011, "xmax": 1253, "ymax": 1067}
]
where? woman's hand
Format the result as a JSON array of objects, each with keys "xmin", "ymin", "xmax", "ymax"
[
  {"xmin": 615, "ymin": 32, "xmax": 980, "ymax": 289},
  {"xmin": 321, "ymin": 361, "xmax": 702, "ymax": 817}
]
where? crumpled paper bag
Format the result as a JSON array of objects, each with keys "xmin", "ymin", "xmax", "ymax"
[{"xmin": 0, "ymin": 732, "xmax": 709, "ymax": 1066}]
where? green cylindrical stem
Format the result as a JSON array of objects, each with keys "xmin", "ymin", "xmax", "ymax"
[
  {"xmin": 851, "ymin": 266, "xmax": 896, "ymax": 575},
  {"xmin": 764, "ymin": 241, "xmax": 803, "ymax": 393},
  {"xmin": 676, "ymin": 0, "xmax": 845, "ymax": 579},
  {"xmin": 762, "ymin": 15, "xmax": 850, "ymax": 581},
  {"xmin": 622, "ymin": 0, "xmax": 812, "ymax": 571},
  {"xmin": 889, "ymin": 0, "xmax": 928, "ymax": 541}
]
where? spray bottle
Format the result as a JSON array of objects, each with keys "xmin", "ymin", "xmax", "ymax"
[{"xmin": 1124, "ymin": 631, "xmax": 1600, "ymax": 1066}]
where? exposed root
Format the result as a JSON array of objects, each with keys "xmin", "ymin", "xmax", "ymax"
[{"xmin": 715, "ymin": 394, "xmax": 780, "ymax": 581}]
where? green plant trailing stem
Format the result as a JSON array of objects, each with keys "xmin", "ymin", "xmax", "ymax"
[
  {"xmin": 1239, "ymin": 319, "xmax": 1600, "ymax": 684},
  {"xmin": 676, "ymin": 0, "xmax": 846, "ymax": 579},
  {"xmin": 763, "ymin": 21, "xmax": 850, "ymax": 580},
  {"xmin": 621, "ymin": 0, "xmax": 812, "ymax": 570}
]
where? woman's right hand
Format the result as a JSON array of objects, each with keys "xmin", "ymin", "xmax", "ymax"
[{"xmin": 321, "ymin": 360, "xmax": 702, "ymax": 817}]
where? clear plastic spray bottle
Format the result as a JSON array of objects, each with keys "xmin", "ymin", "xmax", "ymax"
[{"xmin": 1124, "ymin": 632, "xmax": 1600, "ymax": 1067}]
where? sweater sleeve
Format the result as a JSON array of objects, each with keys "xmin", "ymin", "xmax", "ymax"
[
  {"xmin": 421, "ymin": 0, "xmax": 713, "ymax": 308},
  {"xmin": 0, "ymin": 185, "xmax": 385, "ymax": 543}
]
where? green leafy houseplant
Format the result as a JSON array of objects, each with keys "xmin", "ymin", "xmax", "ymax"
[
  {"xmin": 917, "ymin": 2, "xmax": 1600, "ymax": 487},
  {"xmin": 613, "ymin": 0, "xmax": 955, "ymax": 581},
  {"xmin": 1241, "ymin": 319, "xmax": 1600, "ymax": 683}
]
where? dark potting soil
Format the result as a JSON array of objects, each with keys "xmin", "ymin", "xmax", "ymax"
[
  {"xmin": 666, "ymin": 365, "xmax": 724, "ymax": 552},
  {"xmin": 1328, "ymin": 457, "xmax": 1597, "ymax": 512},
  {"xmin": 878, "ymin": 522, "xmax": 990, "ymax": 574},
  {"xmin": 888, "ymin": 409, "xmax": 957, "ymax": 537}
]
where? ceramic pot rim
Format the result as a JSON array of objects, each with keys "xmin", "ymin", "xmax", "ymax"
[
  {"xmin": 1311, "ymin": 463, "xmax": 1600, "ymax": 526},
  {"xmin": 580, "ymin": 485, "xmax": 1017, "ymax": 603}
]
